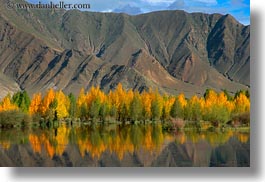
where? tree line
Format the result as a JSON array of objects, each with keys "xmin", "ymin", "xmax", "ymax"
[{"xmin": 0, "ymin": 84, "xmax": 250, "ymax": 125}]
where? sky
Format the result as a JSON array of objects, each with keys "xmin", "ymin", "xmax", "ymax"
[{"xmin": 27, "ymin": 0, "xmax": 250, "ymax": 25}]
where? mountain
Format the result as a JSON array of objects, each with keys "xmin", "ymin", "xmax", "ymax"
[
  {"xmin": 0, "ymin": 0, "xmax": 250, "ymax": 97},
  {"xmin": 0, "ymin": 73, "xmax": 20, "ymax": 98}
]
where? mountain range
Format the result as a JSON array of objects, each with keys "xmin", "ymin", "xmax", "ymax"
[{"xmin": 0, "ymin": 0, "xmax": 250, "ymax": 98}]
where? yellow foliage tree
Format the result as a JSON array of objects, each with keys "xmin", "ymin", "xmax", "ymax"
[
  {"xmin": 40, "ymin": 88, "xmax": 55, "ymax": 115},
  {"xmin": 29, "ymin": 93, "xmax": 42, "ymax": 115},
  {"xmin": 0, "ymin": 96, "xmax": 18, "ymax": 112},
  {"xmin": 55, "ymin": 90, "xmax": 70, "ymax": 119},
  {"xmin": 178, "ymin": 93, "xmax": 187, "ymax": 108},
  {"xmin": 234, "ymin": 93, "xmax": 250, "ymax": 114},
  {"xmin": 141, "ymin": 91, "xmax": 152, "ymax": 120}
]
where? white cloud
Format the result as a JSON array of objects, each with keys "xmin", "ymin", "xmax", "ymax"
[
  {"xmin": 101, "ymin": 9, "xmax": 113, "ymax": 12},
  {"xmin": 141, "ymin": 0, "xmax": 175, "ymax": 5}
]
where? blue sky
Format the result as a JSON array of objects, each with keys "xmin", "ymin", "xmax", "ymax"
[{"xmin": 27, "ymin": 0, "xmax": 250, "ymax": 25}]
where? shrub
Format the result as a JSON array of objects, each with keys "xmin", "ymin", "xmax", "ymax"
[
  {"xmin": 230, "ymin": 112, "xmax": 250, "ymax": 127},
  {"xmin": 170, "ymin": 118, "xmax": 185, "ymax": 130},
  {"xmin": 0, "ymin": 110, "xmax": 32, "ymax": 128}
]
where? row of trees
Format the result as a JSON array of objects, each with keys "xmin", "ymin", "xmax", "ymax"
[{"xmin": 0, "ymin": 84, "xmax": 250, "ymax": 124}]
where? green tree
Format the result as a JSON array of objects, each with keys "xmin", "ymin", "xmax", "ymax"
[
  {"xmin": 12, "ymin": 91, "xmax": 31, "ymax": 112},
  {"xmin": 161, "ymin": 106, "xmax": 167, "ymax": 122},
  {"xmin": 109, "ymin": 105, "xmax": 117, "ymax": 120},
  {"xmin": 170, "ymin": 98, "xmax": 184, "ymax": 119},
  {"xmin": 120, "ymin": 103, "xmax": 128, "ymax": 124},
  {"xmin": 151, "ymin": 100, "xmax": 161, "ymax": 121},
  {"xmin": 99, "ymin": 103, "xmax": 109, "ymax": 122},
  {"xmin": 48, "ymin": 98, "xmax": 58, "ymax": 120},
  {"xmin": 129, "ymin": 94, "xmax": 142, "ymax": 122},
  {"xmin": 68, "ymin": 93, "xmax": 77, "ymax": 118},
  {"xmin": 80, "ymin": 103, "xmax": 88, "ymax": 120},
  {"xmin": 190, "ymin": 102, "xmax": 202, "ymax": 121},
  {"xmin": 89, "ymin": 98, "xmax": 101, "ymax": 120}
]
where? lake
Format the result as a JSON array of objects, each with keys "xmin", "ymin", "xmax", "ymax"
[{"xmin": 0, "ymin": 123, "xmax": 250, "ymax": 167}]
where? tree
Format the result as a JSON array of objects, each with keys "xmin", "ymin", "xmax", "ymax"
[
  {"xmin": 0, "ymin": 95, "xmax": 18, "ymax": 112},
  {"xmin": 162, "ymin": 96, "xmax": 175, "ymax": 121},
  {"xmin": 12, "ymin": 91, "xmax": 31, "ymax": 112},
  {"xmin": 141, "ymin": 91, "xmax": 152, "ymax": 121},
  {"xmin": 68, "ymin": 93, "xmax": 77, "ymax": 118},
  {"xmin": 161, "ymin": 106, "xmax": 167, "ymax": 122},
  {"xmin": 55, "ymin": 90, "xmax": 69, "ymax": 119},
  {"xmin": 40, "ymin": 88, "xmax": 55, "ymax": 116},
  {"xmin": 234, "ymin": 93, "xmax": 250, "ymax": 114},
  {"xmin": 178, "ymin": 93, "xmax": 187, "ymax": 108},
  {"xmin": 170, "ymin": 94, "xmax": 186, "ymax": 119},
  {"xmin": 29, "ymin": 93, "xmax": 42, "ymax": 115},
  {"xmin": 89, "ymin": 98, "xmax": 101, "ymax": 120},
  {"xmin": 129, "ymin": 93, "xmax": 142, "ymax": 122},
  {"xmin": 99, "ymin": 102, "xmax": 109, "ymax": 122},
  {"xmin": 222, "ymin": 89, "xmax": 233, "ymax": 101},
  {"xmin": 48, "ymin": 98, "xmax": 58, "ymax": 120},
  {"xmin": 170, "ymin": 99, "xmax": 178, "ymax": 118},
  {"xmin": 109, "ymin": 105, "xmax": 117, "ymax": 120},
  {"xmin": 80, "ymin": 103, "xmax": 88, "ymax": 120},
  {"xmin": 120, "ymin": 103, "xmax": 128, "ymax": 123},
  {"xmin": 77, "ymin": 88, "xmax": 87, "ymax": 118},
  {"xmin": 203, "ymin": 89, "xmax": 211, "ymax": 99},
  {"xmin": 151, "ymin": 99, "xmax": 161, "ymax": 121},
  {"xmin": 186, "ymin": 95, "xmax": 202, "ymax": 121},
  {"xmin": 150, "ymin": 91, "xmax": 163, "ymax": 121}
]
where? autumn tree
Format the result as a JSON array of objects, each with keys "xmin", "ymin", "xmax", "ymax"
[
  {"xmin": 77, "ymin": 88, "xmax": 88, "ymax": 119},
  {"xmin": 203, "ymin": 90, "xmax": 231, "ymax": 124},
  {"xmin": 29, "ymin": 93, "xmax": 42, "ymax": 115},
  {"xmin": 54, "ymin": 90, "xmax": 69, "ymax": 119},
  {"xmin": 0, "ymin": 95, "xmax": 18, "ymax": 112},
  {"xmin": 170, "ymin": 94, "xmax": 186, "ymax": 119},
  {"xmin": 234, "ymin": 93, "xmax": 250, "ymax": 114},
  {"xmin": 0, "ymin": 83, "xmax": 251, "ymax": 127},
  {"xmin": 161, "ymin": 96, "xmax": 175, "ymax": 121},
  {"xmin": 184, "ymin": 95, "xmax": 202, "ymax": 121},
  {"xmin": 40, "ymin": 88, "xmax": 55, "ymax": 116},
  {"xmin": 141, "ymin": 91, "xmax": 152, "ymax": 121}
]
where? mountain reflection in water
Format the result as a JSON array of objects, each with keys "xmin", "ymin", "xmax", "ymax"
[{"xmin": 0, "ymin": 123, "xmax": 249, "ymax": 167}]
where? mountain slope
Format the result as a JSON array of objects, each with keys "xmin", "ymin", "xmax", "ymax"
[{"xmin": 0, "ymin": 0, "xmax": 250, "ymax": 97}]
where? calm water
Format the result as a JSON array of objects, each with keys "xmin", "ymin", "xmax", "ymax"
[{"xmin": 0, "ymin": 123, "xmax": 250, "ymax": 167}]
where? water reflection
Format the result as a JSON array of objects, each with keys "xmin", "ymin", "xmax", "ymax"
[{"xmin": 0, "ymin": 123, "xmax": 250, "ymax": 167}]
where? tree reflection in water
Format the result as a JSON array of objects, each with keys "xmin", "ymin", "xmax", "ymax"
[{"xmin": 0, "ymin": 123, "xmax": 250, "ymax": 167}]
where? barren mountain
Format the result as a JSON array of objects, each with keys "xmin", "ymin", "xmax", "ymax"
[{"xmin": 0, "ymin": 0, "xmax": 250, "ymax": 97}]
